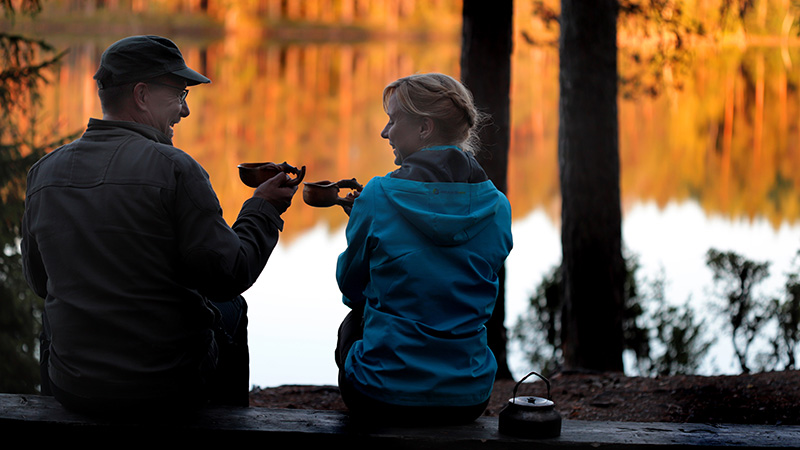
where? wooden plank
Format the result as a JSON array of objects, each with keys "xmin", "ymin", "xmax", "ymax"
[{"xmin": 1, "ymin": 393, "xmax": 798, "ymax": 448}]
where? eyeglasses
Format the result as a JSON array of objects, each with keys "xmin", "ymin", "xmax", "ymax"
[{"xmin": 147, "ymin": 81, "xmax": 189, "ymax": 104}]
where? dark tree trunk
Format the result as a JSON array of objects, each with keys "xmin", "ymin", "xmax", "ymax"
[
  {"xmin": 460, "ymin": 0, "xmax": 514, "ymax": 380},
  {"xmin": 558, "ymin": 0, "xmax": 625, "ymax": 372}
]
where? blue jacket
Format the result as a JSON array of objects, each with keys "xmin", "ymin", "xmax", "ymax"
[{"xmin": 336, "ymin": 146, "xmax": 513, "ymax": 407}]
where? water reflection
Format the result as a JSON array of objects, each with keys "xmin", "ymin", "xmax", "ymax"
[
  {"xmin": 618, "ymin": 45, "xmax": 800, "ymax": 228},
  {"xmin": 34, "ymin": 35, "xmax": 800, "ymax": 386}
]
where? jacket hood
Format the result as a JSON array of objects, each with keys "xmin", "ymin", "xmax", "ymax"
[
  {"xmin": 379, "ymin": 177, "xmax": 506, "ymax": 246},
  {"xmin": 390, "ymin": 146, "xmax": 488, "ymax": 183}
]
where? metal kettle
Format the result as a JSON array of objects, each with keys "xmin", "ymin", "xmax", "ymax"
[{"xmin": 498, "ymin": 371, "xmax": 562, "ymax": 438}]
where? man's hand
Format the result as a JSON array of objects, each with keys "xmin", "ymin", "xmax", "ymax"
[{"xmin": 253, "ymin": 172, "xmax": 298, "ymax": 214}]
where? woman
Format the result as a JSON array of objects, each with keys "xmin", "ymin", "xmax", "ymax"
[{"xmin": 335, "ymin": 73, "xmax": 513, "ymax": 425}]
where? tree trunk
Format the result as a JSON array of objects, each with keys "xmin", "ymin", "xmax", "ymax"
[
  {"xmin": 558, "ymin": 0, "xmax": 625, "ymax": 372},
  {"xmin": 460, "ymin": 0, "xmax": 514, "ymax": 379}
]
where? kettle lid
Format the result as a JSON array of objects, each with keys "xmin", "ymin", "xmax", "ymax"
[{"xmin": 508, "ymin": 395, "xmax": 555, "ymax": 409}]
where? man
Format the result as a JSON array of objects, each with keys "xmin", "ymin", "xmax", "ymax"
[{"xmin": 21, "ymin": 35, "xmax": 297, "ymax": 414}]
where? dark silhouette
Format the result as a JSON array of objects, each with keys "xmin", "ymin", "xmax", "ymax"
[
  {"xmin": 558, "ymin": 0, "xmax": 625, "ymax": 372},
  {"xmin": 460, "ymin": 0, "xmax": 514, "ymax": 380}
]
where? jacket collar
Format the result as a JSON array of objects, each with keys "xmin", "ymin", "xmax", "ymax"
[{"xmin": 85, "ymin": 118, "xmax": 173, "ymax": 145}]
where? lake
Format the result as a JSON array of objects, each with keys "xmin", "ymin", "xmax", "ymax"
[{"xmin": 28, "ymin": 31, "xmax": 800, "ymax": 388}]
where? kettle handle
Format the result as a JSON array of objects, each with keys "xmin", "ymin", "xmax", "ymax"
[{"xmin": 512, "ymin": 371, "xmax": 552, "ymax": 401}]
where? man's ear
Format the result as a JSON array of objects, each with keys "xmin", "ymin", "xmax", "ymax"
[{"xmin": 132, "ymin": 82, "xmax": 149, "ymax": 111}]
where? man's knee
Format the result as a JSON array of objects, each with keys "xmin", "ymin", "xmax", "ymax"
[{"xmin": 212, "ymin": 295, "xmax": 248, "ymax": 340}]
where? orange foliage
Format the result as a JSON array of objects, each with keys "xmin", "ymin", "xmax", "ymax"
[{"xmin": 24, "ymin": 1, "xmax": 800, "ymax": 243}]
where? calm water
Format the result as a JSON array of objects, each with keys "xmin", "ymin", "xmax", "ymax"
[{"xmin": 32, "ymin": 35, "xmax": 800, "ymax": 387}]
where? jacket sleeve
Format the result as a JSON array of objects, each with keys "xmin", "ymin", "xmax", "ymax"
[
  {"xmin": 21, "ymin": 208, "xmax": 48, "ymax": 299},
  {"xmin": 336, "ymin": 181, "xmax": 378, "ymax": 309},
  {"xmin": 172, "ymin": 156, "xmax": 284, "ymax": 301}
]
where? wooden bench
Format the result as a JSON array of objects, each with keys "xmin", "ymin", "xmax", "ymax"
[{"xmin": 1, "ymin": 393, "xmax": 798, "ymax": 448}]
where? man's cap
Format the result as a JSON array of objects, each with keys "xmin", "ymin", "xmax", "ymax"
[{"xmin": 93, "ymin": 35, "xmax": 211, "ymax": 88}]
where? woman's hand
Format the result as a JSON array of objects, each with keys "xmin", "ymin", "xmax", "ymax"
[{"xmin": 340, "ymin": 191, "xmax": 360, "ymax": 216}]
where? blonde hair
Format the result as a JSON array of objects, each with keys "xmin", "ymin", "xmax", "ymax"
[{"xmin": 382, "ymin": 73, "xmax": 487, "ymax": 155}]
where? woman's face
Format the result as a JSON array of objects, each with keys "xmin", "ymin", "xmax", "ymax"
[{"xmin": 381, "ymin": 93, "xmax": 425, "ymax": 165}]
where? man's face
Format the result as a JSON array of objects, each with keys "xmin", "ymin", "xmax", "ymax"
[
  {"xmin": 380, "ymin": 93, "xmax": 424, "ymax": 166},
  {"xmin": 142, "ymin": 76, "xmax": 190, "ymax": 140}
]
